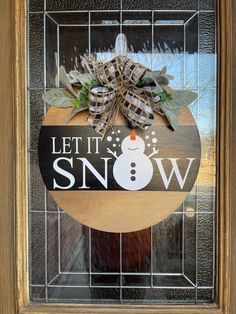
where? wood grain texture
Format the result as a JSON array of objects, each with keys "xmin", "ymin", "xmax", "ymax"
[
  {"xmin": 52, "ymin": 191, "xmax": 189, "ymax": 232},
  {"xmin": 0, "ymin": 0, "xmax": 17, "ymax": 314},
  {"xmin": 43, "ymin": 106, "xmax": 196, "ymax": 126},
  {"xmin": 217, "ymin": 1, "xmax": 233, "ymax": 313},
  {"xmin": 0, "ymin": 0, "xmax": 233, "ymax": 313},
  {"xmin": 15, "ymin": 0, "xmax": 28, "ymax": 311},
  {"xmin": 20, "ymin": 304, "xmax": 223, "ymax": 314},
  {"xmin": 229, "ymin": 0, "xmax": 236, "ymax": 312}
]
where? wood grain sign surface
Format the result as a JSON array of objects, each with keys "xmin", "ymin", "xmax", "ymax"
[{"xmin": 38, "ymin": 107, "xmax": 201, "ymax": 232}]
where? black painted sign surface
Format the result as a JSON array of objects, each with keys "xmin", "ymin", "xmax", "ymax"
[{"xmin": 38, "ymin": 125, "xmax": 201, "ymax": 192}]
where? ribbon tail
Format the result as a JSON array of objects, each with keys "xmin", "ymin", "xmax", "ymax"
[
  {"xmin": 80, "ymin": 55, "xmax": 101, "ymax": 74},
  {"xmin": 152, "ymin": 102, "xmax": 165, "ymax": 117}
]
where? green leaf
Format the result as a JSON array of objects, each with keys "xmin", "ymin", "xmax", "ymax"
[
  {"xmin": 71, "ymin": 79, "xmax": 99, "ymax": 109},
  {"xmin": 42, "ymin": 89, "xmax": 73, "ymax": 107},
  {"xmin": 59, "ymin": 66, "xmax": 77, "ymax": 97},
  {"xmin": 72, "ymin": 98, "xmax": 81, "ymax": 108},
  {"xmin": 163, "ymin": 91, "xmax": 197, "ymax": 110},
  {"xmin": 72, "ymin": 88, "xmax": 89, "ymax": 109},
  {"xmin": 79, "ymin": 93, "xmax": 87, "ymax": 105},
  {"xmin": 83, "ymin": 82, "xmax": 90, "ymax": 90},
  {"xmin": 158, "ymin": 90, "xmax": 173, "ymax": 102},
  {"xmin": 91, "ymin": 79, "xmax": 99, "ymax": 87}
]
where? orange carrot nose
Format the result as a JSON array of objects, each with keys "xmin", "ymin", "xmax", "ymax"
[{"xmin": 130, "ymin": 129, "xmax": 136, "ymax": 141}]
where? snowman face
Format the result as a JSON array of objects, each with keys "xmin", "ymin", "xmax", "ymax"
[{"xmin": 121, "ymin": 135, "xmax": 145, "ymax": 153}]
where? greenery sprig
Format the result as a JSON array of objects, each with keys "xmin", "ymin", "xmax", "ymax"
[
  {"xmin": 158, "ymin": 90, "xmax": 173, "ymax": 102},
  {"xmin": 73, "ymin": 79, "xmax": 98, "ymax": 109},
  {"xmin": 42, "ymin": 64, "xmax": 197, "ymax": 130}
]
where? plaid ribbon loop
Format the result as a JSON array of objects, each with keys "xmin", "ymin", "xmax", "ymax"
[
  {"xmin": 89, "ymin": 86, "xmax": 116, "ymax": 114},
  {"xmin": 87, "ymin": 56, "xmax": 154, "ymax": 136}
]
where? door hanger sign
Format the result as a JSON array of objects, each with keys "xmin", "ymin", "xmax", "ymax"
[
  {"xmin": 38, "ymin": 108, "xmax": 200, "ymax": 233},
  {"xmin": 38, "ymin": 34, "xmax": 200, "ymax": 232}
]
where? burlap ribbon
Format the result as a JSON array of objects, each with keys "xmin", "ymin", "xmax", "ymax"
[{"xmin": 84, "ymin": 55, "xmax": 158, "ymax": 136}]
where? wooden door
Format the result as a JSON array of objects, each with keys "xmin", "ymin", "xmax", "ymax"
[{"xmin": 0, "ymin": 0, "xmax": 236, "ymax": 313}]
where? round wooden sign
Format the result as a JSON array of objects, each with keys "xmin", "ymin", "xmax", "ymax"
[{"xmin": 38, "ymin": 107, "xmax": 201, "ymax": 232}]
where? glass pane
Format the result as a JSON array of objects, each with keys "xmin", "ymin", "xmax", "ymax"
[{"xmin": 28, "ymin": 0, "xmax": 217, "ymax": 304}]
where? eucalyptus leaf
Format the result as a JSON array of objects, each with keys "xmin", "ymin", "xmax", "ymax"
[
  {"xmin": 160, "ymin": 105, "xmax": 179, "ymax": 130},
  {"xmin": 159, "ymin": 91, "xmax": 197, "ymax": 130},
  {"xmin": 150, "ymin": 72, "xmax": 173, "ymax": 85},
  {"xmin": 42, "ymin": 89, "xmax": 73, "ymax": 108},
  {"xmin": 65, "ymin": 106, "xmax": 88, "ymax": 122},
  {"xmin": 81, "ymin": 56, "xmax": 92, "ymax": 74},
  {"xmin": 163, "ymin": 91, "xmax": 197, "ymax": 110},
  {"xmin": 149, "ymin": 70, "xmax": 174, "ymax": 81},
  {"xmin": 156, "ymin": 75, "xmax": 170, "ymax": 85},
  {"xmin": 144, "ymin": 71, "xmax": 163, "ymax": 93},
  {"xmin": 68, "ymin": 70, "xmax": 83, "ymax": 85},
  {"xmin": 75, "ymin": 73, "xmax": 97, "ymax": 85},
  {"xmin": 161, "ymin": 66, "xmax": 167, "ymax": 75},
  {"xmin": 69, "ymin": 70, "xmax": 81, "ymax": 79},
  {"xmin": 59, "ymin": 66, "xmax": 77, "ymax": 96}
]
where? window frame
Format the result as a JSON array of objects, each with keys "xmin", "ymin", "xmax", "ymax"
[{"xmin": 0, "ymin": 0, "xmax": 235, "ymax": 313}]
